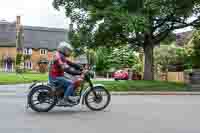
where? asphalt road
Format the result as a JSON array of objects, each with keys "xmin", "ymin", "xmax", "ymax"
[{"xmin": 0, "ymin": 95, "xmax": 200, "ymax": 133}]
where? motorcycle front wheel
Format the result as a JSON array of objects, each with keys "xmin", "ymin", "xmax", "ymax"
[{"xmin": 85, "ymin": 86, "xmax": 111, "ymax": 111}]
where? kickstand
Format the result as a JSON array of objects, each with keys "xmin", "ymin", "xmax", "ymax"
[{"xmin": 25, "ymin": 102, "xmax": 29, "ymax": 111}]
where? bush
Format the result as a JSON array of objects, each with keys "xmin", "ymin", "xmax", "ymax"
[
  {"xmin": 15, "ymin": 53, "xmax": 24, "ymax": 73},
  {"xmin": 16, "ymin": 53, "xmax": 23, "ymax": 65},
  {"xmin": 38, "ymin": 64, "xmax": 48, "ymax": 73},
  {"xmin": 38, "ymin": 59, "xmax": 49, "ymax": 73}
]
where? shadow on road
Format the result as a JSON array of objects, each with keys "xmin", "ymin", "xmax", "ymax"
[{"xmin": 25, "ymin": 108, "xmax": 111, "ymax": 116}]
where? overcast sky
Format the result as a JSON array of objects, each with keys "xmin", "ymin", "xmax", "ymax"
[
  {"xmin": 0, "ymin": 0, "xmax": 192, "ymax": 33},
  {"xmin": 0, "ymin": 0, "xmax": 70, "ymax": 29}
]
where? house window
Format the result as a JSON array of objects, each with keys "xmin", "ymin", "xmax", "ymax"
[
  {"xmin": 40, "ymin": 49, "xmax": 48, "ymax": 55},
  {"xmin": 24, "ymin": 48, "xmax": 32, "ymax": 55},
  {"xmin": 24, "ymin": 61, "xmax": 32, "ymax": 69}
]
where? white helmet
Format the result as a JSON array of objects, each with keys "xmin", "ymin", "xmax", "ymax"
[{"xmin": 57, "ymin": 41, "xmax": 73, "ymax": 56}]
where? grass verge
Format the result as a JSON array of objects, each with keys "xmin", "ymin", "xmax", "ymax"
[{"xmin": 0, "ymin": 72, "xmax": 187, "ymax": 91}]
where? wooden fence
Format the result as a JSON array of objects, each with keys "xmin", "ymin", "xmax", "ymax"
[{"xmin": 156, "ymin": 72, "xmax": 187, "ymax": 83}]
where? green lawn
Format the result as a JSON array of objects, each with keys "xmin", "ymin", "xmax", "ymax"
[
  {"xmin": 0, "ymin": 72, "xmax": 48, "ymax": 84},
  {"xmin": 0, "ymin": 72, "xmax": 187, "ymax": 91}
]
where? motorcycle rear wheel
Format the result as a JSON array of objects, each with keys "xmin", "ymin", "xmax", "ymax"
[{"xmin": 28, "ymin": 85, "xmax": 57, "ymax": 112}]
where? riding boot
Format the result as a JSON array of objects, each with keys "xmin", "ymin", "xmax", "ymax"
[
  {"xmin": 68, "ymin": 96, "xmax": 80, "ymax": 103},
  {"xmin": 59, "ymin": 97, "xmax": 74, "ymax": 106}
]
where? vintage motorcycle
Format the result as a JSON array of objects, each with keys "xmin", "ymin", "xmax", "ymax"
[{"xmin": 26, "ymin": 70, "xmax": 111, "ymax": 112}]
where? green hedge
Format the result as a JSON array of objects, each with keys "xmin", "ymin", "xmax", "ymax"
[{"xmin": 93, "ymin": 80, "xmax": 187, "ymax": 91}]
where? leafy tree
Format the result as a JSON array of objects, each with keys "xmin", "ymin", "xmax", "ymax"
[
  {"xmin": 154, "ymin": 44, "xmax": 189, "ymax": 72},
  {"xmin": 95, "ymin": 47, "xmax": 111, "ymax": 73},
  {"xmin": 161, "ymin": 33, "xmax": 177, "ymax": 45},
  {"xmin": 85, "ymin": 49, "xmax": 96, "ymax": 66},
  {"xmin": 53, "ymin": 0, "xmax": 200, "ymax": 80},
  {"xmin": 107, "ymin": 46, "xmax": 140, "ymax": 69},
  {"xmin": 191, "ymin": 30, "xmax": 200, "ymax": 68},
  {"xmin": 94, "ymin": 46, "xmax": 141, "ymax": 74}
]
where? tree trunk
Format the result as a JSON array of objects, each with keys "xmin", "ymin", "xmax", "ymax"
[
  {"xmin": 143, "ymin": 43, "xmax": 154, "ymax": 80},
  {"xmin": 106, "ymin": 72, "xmax": 109, "ymax": 79}
]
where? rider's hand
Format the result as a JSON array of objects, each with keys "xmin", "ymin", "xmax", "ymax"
[
  {"xmin": 80, "ymin": 72, "xmax": 85, "ymax": 78},
  {"xmin": 82, "ymin": 69, "xmax": 88, "ymax": 74},
  {"xmin": 80, "ymin": 69, "xmax": 87, "ymax": 78},
  {"xmin": 79, "ymin": 66, "xmax": 84, "ymax": 73}
]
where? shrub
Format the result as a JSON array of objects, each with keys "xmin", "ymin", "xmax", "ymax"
[{"xmin": 38, "ymin": 59, "xmax": 49, "ymax": 73}]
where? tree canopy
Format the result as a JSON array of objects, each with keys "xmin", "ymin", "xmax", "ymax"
[{"xmin": 53, "ymin": 0, "xmax": 200, "ymax": 80}]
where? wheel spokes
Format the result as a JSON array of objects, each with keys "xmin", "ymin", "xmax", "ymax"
[
  {"xmin": 32, "ymin": 102, "xmax": 40, "ymax": 105},
  {"xmin": 87, "ymin": 90, "xmax": 109, "ymax": 108},
  {"xmin": 31, "ymin": 89, "xmax": 54, "ymax": 108}
]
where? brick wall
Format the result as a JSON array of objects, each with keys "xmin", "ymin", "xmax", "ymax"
[
  {"xmin": 0, "ymin": 47, "xmax": 16, "ymax": 59},
  {"xmin": 0, "ymin": 47, "xmax": 77, "ymax": 72},
  {"xmin": 0, "ymin": 47, "xmax": 55, "ymax": 71},
  {"xmin": 31, "ymin": 49, "xmax": 40, "ymax": 70},
  {"xmin": 31, "ymin": 49, "xmax": 54, "ymax": 71}
]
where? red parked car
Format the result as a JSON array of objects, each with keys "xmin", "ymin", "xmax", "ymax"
[{"xmin": 113, "ymin": 70, "xmax": 129, "ymax": 80}]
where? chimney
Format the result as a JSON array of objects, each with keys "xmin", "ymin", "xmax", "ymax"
[
  {"xmin": 16, "ymin": 16, "xmax": 23, "ymax": 51},
  {"xmin": 15, "ymin": 15, "xmax": 24, "ymax": 71},
  {"xmin": 16, "ymin": 16, "xmax": 21, "ymax": 32}
]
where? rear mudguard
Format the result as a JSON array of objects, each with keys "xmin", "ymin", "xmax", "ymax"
[{"xmin": 80, "ymin": 84, "xmax": 105, "ymax": 105}]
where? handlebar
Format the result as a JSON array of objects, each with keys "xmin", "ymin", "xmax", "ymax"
[{"xmin": 82, "ymin": 70, "xmax": 93, "ymax": 80}]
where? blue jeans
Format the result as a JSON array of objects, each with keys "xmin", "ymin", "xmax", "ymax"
[{"xmin": 49, "ymin": 76, "xmax": 75, "ymax": 97}]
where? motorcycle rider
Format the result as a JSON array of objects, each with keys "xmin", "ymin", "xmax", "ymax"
[{"xmin": 49, "ymin": 41, "xmax": 82, "ymax": 106}]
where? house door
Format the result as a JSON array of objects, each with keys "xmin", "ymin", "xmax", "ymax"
[{"xmin": 3, "ymin": 56, "xmax": 13, "ymax": 72}]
